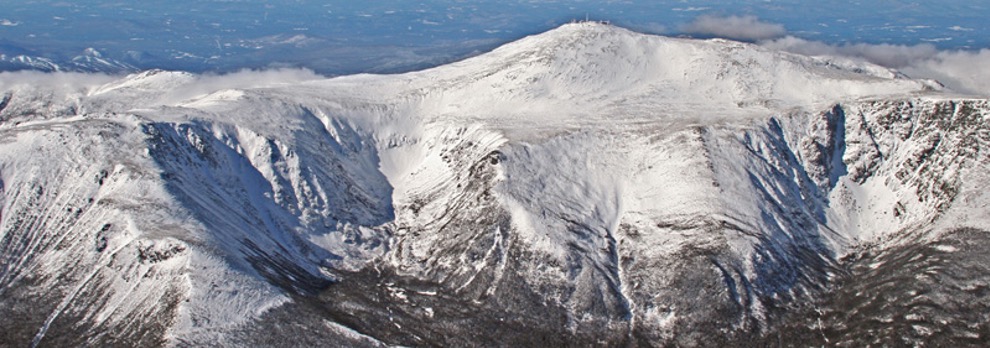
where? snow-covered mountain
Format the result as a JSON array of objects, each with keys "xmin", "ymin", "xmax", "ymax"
[
  {"xmin": 1, "ymin": 22, "xmax": 988, "ymax": 346},
  {"xmin": 0, "ymin": 48, "xmax": 136, "ymax": 74}
]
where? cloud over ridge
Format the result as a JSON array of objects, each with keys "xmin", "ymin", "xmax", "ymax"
[
  {"xmin": 674, "ymin": 14, "xmax": 987, "ymax": 95},
  {"xmin": 760, "ymin": 35, "xmax": 989, "ymax": 95},
  {"xmin": 681, "ymin": 14, "xmax": 787, "ymax": 41}
]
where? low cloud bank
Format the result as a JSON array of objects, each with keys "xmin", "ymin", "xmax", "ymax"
[
  {"xmin": 0, "ymin": 71, "xmax": 117, "ymax": 93},
  {"xmin": 762, "ymin": 36, "xmax": 990, "ymax": 95},
  {"xmin": 899, "ymin": 49, "xmax": 990, "ymax": 95},
  {"xmin": 681, "ymin": 15, "xmax": 786, "ymax": 41},
  {"xmin": 164, "ymin": 68, "xmax": 324, "ymax": 102},
  {"xmin": 0, "ymin": 68, "xmax": 324, "ymax": 107},
  {"xmin": 681, "ymin": 14, "xmax": 988, "ymax": 95},
  {"xmin": 0, "ymin": 68, "xmax": 322, "ymax": 91}
]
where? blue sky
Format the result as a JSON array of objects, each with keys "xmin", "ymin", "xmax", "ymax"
[{"xmin": 0, "ymin": 1, "xmax": 987, "ymax": 75}]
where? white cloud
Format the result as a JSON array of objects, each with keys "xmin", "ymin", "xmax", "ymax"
[
  {"xmin": 761, "ymin": 36, "xmax": 990, "ymax": 95},
  {"xmin": 192, "ymin": 68, "xmax": 323, "ymax": 89},
  {"xmin": 0, "ymin": 71, "xmax": 116, "ymax": 93},
  {"xmin": 632, "ymin": 22, "xmax": 668, "ymax": 35},
  {"xmin": 681, "ymin": 15, "xmax": 786, "ymax": 41},
  {"xmin": 760, "ymin": 36, "xmax": 941, "ymax": 68},
  {"xmin": 672, "ymin": 7, "xmax": 711, "ymax": 12},
  {"xmin": 0, "ymin": 68, "xmax": 325, "ymax": 113},
  {"xmin": 0, "ymin": 68, "xmax": 322, "ymax": 93},
  {"xmin": 899, "ymin": 49, "xmax": 990, "ymax": 95},
  {"xmin": 676, "ymin": 14, "xmax": 987, "ymax": 95}
]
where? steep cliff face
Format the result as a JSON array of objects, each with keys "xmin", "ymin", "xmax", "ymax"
[
  {"xmin": 1, "ymin": 22, "xmax": 988, "ymax": 346},
  {"xmin": 0, "ymin": 115, "xmax": 190, "ymax": 346}
]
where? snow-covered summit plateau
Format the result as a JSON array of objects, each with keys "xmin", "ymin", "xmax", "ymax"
[{"xmin": 2, "ymin": 22, "xmax": 989, "ymax": 346}]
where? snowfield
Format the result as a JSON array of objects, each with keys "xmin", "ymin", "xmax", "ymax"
[{"xmin": 1, "ymin": 22, "xmax": 989, "ymax": 346}]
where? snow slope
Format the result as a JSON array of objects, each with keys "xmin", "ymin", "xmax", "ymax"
[{"xmin": 1, "ymin": 22, "xmax": 988, "ymax": 346}]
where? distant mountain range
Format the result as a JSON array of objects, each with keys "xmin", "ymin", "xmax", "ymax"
[
  {"xmin": 1, "ymin": 22, "xmax": 988, "ymax": 346},
  {"xmin": 0, "ymin": 46, "xmax": 136, "ymax": 74}
]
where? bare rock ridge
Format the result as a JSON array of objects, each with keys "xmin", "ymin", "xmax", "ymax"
[{"xmin": 0, "ymin": 22, "xmax": 988, "ymax": 346}]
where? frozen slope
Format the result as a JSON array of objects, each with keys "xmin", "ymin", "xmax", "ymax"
[{"xmin": 1, "ymin": 22, "xmax": 988, "ymax": 346}]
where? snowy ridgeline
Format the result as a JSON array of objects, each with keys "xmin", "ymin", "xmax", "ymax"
[{"xmin": 0, "ymin": 22, "xmax": 988, "ymax": 346}]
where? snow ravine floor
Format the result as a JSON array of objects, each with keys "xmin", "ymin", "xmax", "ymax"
[{"xmin": 2, "ymin": 22, "xmax": 989, "ymax": 346}]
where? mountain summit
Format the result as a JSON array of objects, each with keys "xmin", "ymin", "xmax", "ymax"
[{"xmin": 1, "ymin": 23, "xmax": 988, "ymax": 346}]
